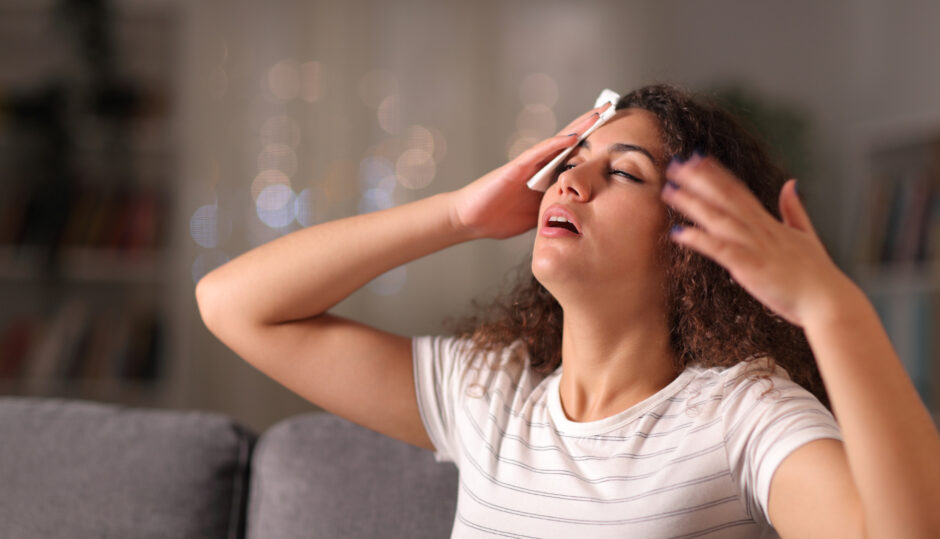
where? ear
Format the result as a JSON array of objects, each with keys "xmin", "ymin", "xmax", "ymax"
[{"xmin": 779, "ymin": 179, "xmax": 821, "ymax": 240}]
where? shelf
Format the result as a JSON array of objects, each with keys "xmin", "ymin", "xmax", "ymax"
[
  {"xmin": 0, "ymin": 128, "xmax": 176, "ymax": 158},
  {"xmin": 0, "ymin": 245, "xmax": 167, "ymax": 283},
  {"xmin": 0, "ymin": 0, "xmax": 184, "ymax": 413}
]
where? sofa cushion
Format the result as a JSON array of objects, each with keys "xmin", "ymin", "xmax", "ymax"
[
  {"xmin": 0, "ymin": 397, "xmax": 256, "ymax": 539},
  {"xmin": 247, "ymin": 412, "xmax": 458, "ymax": 539}
]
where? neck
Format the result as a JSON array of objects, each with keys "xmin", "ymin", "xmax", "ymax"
[{"xmin": 557, "ymin": 298, "xmax": 679, "ymax": 423}]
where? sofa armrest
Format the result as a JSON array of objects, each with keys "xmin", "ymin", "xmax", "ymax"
[{"xmin": 0, "ymin": 397, "xmax": 256, "ymax": 539}]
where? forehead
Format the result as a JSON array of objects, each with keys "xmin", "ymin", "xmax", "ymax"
[{"xmin": 582, "ymin": 108, "xmax": 664, "ymax": 159}]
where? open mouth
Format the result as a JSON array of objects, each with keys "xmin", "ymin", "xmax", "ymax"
[{"xmin": 546, "ymin": 216, "xmax": 580, "ymax": 234}]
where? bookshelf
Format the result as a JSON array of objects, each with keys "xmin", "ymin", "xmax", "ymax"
[
  {"xmin": 0, "ymin": 0, "xmax": 183, "ymax": 409},
  {"xmin": 844, "ymin": 111, "xmax": 940, "ymax": 424}
]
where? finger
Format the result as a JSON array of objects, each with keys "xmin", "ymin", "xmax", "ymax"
[
  {"xmin": 509, "ymin": 132, "xmax": 581, "ymax": 176},
  {"xmin": 779, "ymin": 179, "xmax": 823, "ymax": 242},
  {"xmin": 515, "ymin": 109, "xmax": 600, "ymax": 172},
  {"xmin": 556, "ymin": 101, "xmax": 611, "ymax": 136},
  {"xmin": 665, "ymin": 154, "xmax": 769, "ymax": 226},
  {"xmin": 513, "ymin": 102, "xmax": 612, "ymax": 176},
  {"xmin": 670, "ymin": 224, "xmax": 760, "ymax": 272},
  {"xmin": 661, "ymin": 181, "xmax": 757, "ymax": 243},
  {"xmin": 557, "ymin": 111, "xmax": 600, "ymax": 138}
]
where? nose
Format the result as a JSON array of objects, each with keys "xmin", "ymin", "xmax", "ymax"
[{"xmin": 555, "ymin": 164, "xmax": 593, "ymax": 201}]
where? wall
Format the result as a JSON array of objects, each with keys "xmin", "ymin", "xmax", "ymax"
[{"xmin": 174, "ymin": 0, "xmax": 940, "ymax": 431}]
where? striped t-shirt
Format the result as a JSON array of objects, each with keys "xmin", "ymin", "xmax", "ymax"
[{"xmin": 412, "ymin": 335, "xmax": 843, "ymax": 538}]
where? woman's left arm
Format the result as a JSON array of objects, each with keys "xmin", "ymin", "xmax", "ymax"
[
  {"xmin": 661, "ymin": 152, "xmax": 940, "ymax": 539},
  {"xmin": 800, "ymin": 276, "xmax": 940, "ymax": 538}
]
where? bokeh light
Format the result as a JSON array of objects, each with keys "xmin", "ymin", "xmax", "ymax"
[
  {"xmin": 294, "ymin": 187, "xmax": 326, "ymax": 227},
  {"xmin": 395, "ymin": 148, "xmax": 435, "ymax": 190},
  {"xmin": 300, "ymin": 61, "xmax": 324, "ymax": 103},
  {"xmin": 366, "ymin": 137, "xmax": 405, "ymax": 163},
  {"xmin": 516, "ymin": 104, "xmax": 556, "ymax": 136},
  {"xmin": 505, "ymin": 73, "xmax": 561, "ymax": 161},
  {"xmin": 189, "ymin": 203, "xmax": 232, "ymax": 248},
  {"xmin": 377, "ymin": 95, "xmax": 401, "ymax": 134},
  {"xmin": 251, "ymin": 169, "xmax": 291, "ymax": 202},
  {"xmin": 256, "ymin": 184, "xmax": 296, "ymax": 228},
  {"xmin": 267, "ymin": 59, "xmax": 301, "ymax": 102},
  {"xmin": 358, "ymin": 188, "xmax": 394, "ymax": 214},
  {"xmin": 258, "ymin": 143, "xmax": 298, "ymax": 177},
  {"xmin": 402, "ymin": 125, "xmax": 434, "ymax": 156},
  {"xmin": 358, "ymin": 156, "xmax": 396, "ymax": 193},
  {"xmin": 426, "ymin": 125, "xmax": 447, "ymax": 163},
  {"xmin": 506, "ymin": 132, "xmax": 541, "ymax": 161},
  {"xmin": 519, "ymin": 73, "xmax": 559, "ymax": 107}
]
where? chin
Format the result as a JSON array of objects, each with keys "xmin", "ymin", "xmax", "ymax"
[{"xmin": 531, "ymin": 253, "xmax": 584, "ymax": 294}]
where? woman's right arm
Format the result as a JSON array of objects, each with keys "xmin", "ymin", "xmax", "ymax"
[
  {"xmin": 194, "ymin": 104, "xmax": 608, "ymax": 449},
  {"xmin": 197, "ymin": 191, "xmax": 471, "ymax": 328}
]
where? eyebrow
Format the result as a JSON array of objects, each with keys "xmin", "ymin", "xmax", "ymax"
[{"xmin": 578, "ymin": 139, "xmax": 660, "ymax": 168}]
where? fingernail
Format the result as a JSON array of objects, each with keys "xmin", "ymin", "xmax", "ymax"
[
  {"xmin": 567, "ymin": 133, "xmax": 578, "ymax": 137},
  {"xmin": 670, "ymin": 225, "xmax": 684, "ymax": 235},
  {"xmin": 693, "ymin": 146, "xmax": 706, "ymax": 159}
]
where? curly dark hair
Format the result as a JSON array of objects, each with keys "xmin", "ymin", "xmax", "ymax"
[{"xmin": 445, "ymin": 83, "xmax": 832, "ymax": 413}]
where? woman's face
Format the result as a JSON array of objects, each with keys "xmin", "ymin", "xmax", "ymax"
[{"xmin": 532, "ymin": 107, "xmax": 671, "ymax": 303}]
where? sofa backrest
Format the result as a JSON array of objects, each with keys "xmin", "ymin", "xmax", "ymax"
[
  {"xmin": 247, "ymin": 412, "xmax": 458, "ymax": 539},
  {"xmin": 0, "ymin": 396, "xmax": 255, "ymax": 539}
]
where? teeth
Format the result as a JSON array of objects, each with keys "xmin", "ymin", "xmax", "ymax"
[{"xmin": 547, "ymin": 214, "xmax": 579, "ymax": 234}]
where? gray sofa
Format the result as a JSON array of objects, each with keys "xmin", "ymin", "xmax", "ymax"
[{"xmin": 0, "ymin": 397, "xmax": 459, "ymax": 538}]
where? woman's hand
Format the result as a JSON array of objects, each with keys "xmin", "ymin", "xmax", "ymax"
[
  {"xmin": 449, "ymin": 102, "xmax": 612, "ymax": 240},
  {"xmin": 661, "ymin": 152, "xmax": 865, "ymax": 328}
]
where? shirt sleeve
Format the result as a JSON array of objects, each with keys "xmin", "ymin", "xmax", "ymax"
[
  {"xmin": 720, "ymin": 360, "xmax": 843, "ymax": 529},
  {"xmin": 411, "ymin": 334, "xmax": 474, "ymax": 464}
]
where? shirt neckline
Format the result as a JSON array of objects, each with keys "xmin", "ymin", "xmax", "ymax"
[{"xmin": 546, "ymin": 365, "xmax": 699, "ymax": 435}]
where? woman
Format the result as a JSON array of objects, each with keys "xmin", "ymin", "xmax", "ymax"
[{"xmin": 196, "ymin": 84, "xmax": 940, "ymax": 538}]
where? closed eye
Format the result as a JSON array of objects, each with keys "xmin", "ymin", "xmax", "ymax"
[
  {"xmin": 611, "ymin": 169, "xmax": 644, "ymax": 183},
  {"xmin": 555, "ymin": 163, "xmax": 644, "ymax": 184}
]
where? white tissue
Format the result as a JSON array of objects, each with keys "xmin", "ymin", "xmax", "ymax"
[{"xmin": 526, "ymin": 88, "xmax": 621, "ymax": 192}]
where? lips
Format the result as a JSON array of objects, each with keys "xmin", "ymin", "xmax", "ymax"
[{"xmin": 541, "ymin": 204, "xmax": 582, "ymax": 236}]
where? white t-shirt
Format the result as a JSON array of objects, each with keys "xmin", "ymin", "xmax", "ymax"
[{"xmin": 412, "ymin": 335, "xmax": 843, "ymax": 538}]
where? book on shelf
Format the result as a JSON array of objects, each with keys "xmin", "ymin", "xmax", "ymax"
[
  {"xmin": 119, "ymin": 310, "xmax": 164, "ymax": 380},
  {"xmin": 0, "ymin": 179, "xmax": 167, "ymax": 255},
  {"xmin": 857, "ymin": 129, "xmax": 940, "ymax": 415},
  {"xmin": 22, "ymin": 298, "xmax": 90, "ymax": 383},
  {"xmin": 864, "ymin": 172, "xmax": 940, "ymax": 267},
  {"xmin": 858, "ymin": 134, "xmax": 940, "ymax": 269},
  {"xmin": 0, "ymin": 316, "xmax": 39, "ymax": 378},
  {"xmin": 0, "ymin": 298, "xmax": 166, "ymax": 389}
]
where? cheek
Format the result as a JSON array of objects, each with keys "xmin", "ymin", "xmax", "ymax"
[
  {"xmin": 599, "ymin": 205, "xmax": 668, "ymax": 260},
  {"xmin": 603, "ymin": 199, "xmax": 666, "ymax": 237},
  {"xmin": 536, "ymin": 194, "xmax": 553, "ymax": 220}
]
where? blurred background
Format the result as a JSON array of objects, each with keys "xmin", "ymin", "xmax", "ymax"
[{"xmin": 0, "ymin": 0, "xmax": 937, "ymax": 432}]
